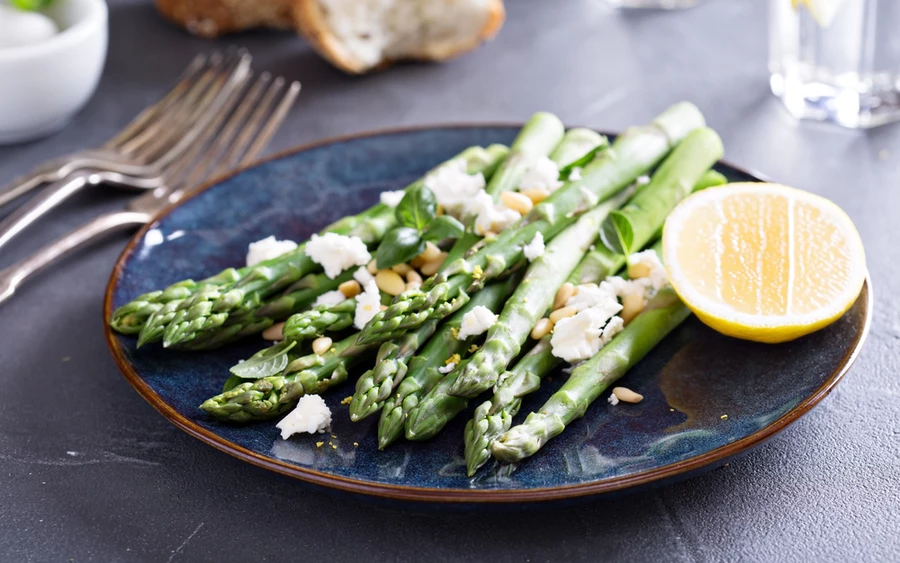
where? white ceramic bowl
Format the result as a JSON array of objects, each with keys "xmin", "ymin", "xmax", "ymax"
[{"xmin": 0, "ymin": 0, "xmax": 108, "ymax": 145}]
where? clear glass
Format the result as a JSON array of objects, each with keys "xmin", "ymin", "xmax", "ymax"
[
  {"xmin": 604, "ymin": 0, "xmax": 701, "ymax": 8},
  {"xmin": 769, "ymin": 0, "xmax": 900, "ymax": 128}
]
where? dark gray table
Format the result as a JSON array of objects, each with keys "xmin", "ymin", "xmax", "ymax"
[{"xmin": 2, "ymin": 0, "xmax": 898, "ymax": 561}]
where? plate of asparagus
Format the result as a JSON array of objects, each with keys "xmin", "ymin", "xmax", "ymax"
[{"xmin": 104, "ymin": 103, "xmax": 870, "ymax": 503}]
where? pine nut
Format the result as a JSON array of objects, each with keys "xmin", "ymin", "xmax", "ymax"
[
  {"xmin": 262, "ymin": 322, "xmax": 285, "ymax": 341},
  {"xmin": 375, "ymin": 269, "xmax": 406, "ymax": 296},
  {"xmin": 366, "ymin": 259, "xmax": 378, "ymax": 274},
  {"xmin": 391, "ymin": 263, "xmax": 412, "ymax": 276},
  {"xmin": 620, "ymin": 292, "xmax": 644, "ymax": 325},
  {"xmin": 553, "ymin": 283, "xmax": 575, "ymax": 310},
  {"xmin": 521, "ymin": 188, "xmax": 550, "ymax": 205},
  {"xmin": 312, "ymin": 336, "xmax": 333, "ymax": 356},
  {"xmin": 419, "ymin": 241, "xmax": 442, "ymax": 262},
  {"xmin": 531, "ymin": 318, "xmax": 553, "ymax": 339},
  {"xmin": 628, "ymin": 262, "xmax": 652, "ymax": 279},
  {"xmin": 380, "ymin": 304, "xmax": 388, "ymax": 311},
  {"xmin": 406, "ymin": 270, "xmax": 422, "ymax": 285},
  {"xmin": 549, "ymin": 306, "xmax": 577, "ymax": 324},
  {"xmin": 500, "ymin": 191, "xmax": 534, "ymax": 215},
  {"xmin": 419, "ymin": 253, "xmax": 447, "ymax": 277},
  {"xmin": 406, "ymin": 281, "xmax": 421, "ymax": 291},
  {"xmin": 612, "ymin": 386, "xmax": 643, "ymax": 403},
  {"xmin": 338, "ymin": 280, "xmax": 361, "ymax": 298},
  {"xmin": 410, "ymin": 256, "xmax": 426, "ymax": 269},
  {"xmin": 436, "ymin": 205, "xmax": 445, "ymax": 216}
]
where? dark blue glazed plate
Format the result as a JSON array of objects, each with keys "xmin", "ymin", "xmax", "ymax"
[{"xmin": 104, "ymin": 126, "xmax": 872, "ymax": 503}]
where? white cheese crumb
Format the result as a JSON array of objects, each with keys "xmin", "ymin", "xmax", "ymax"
[
  {"xmin": 306, "ymin": 232, "xmax": 371, "ymax": 279},
  {"xmin": 276, "ymin": 395, "xmax": 332, "ymax": 439},
  {"xmin": 314, "ymin": 290, "xmax": 346, "ymax": 307},
  {"xmin": 353, "ymin": 280, "xmax": 382, "ymax": 329},
  {"xmin": 424, "ymin": 159, "xmax": 486, "ymax": 218},
  {"xmin": 600, "ymin": 316, "xmax": 625, "ymax": 346},
  {"xmin": 457, "ymin": 305, "xmax": 498, "ymax": 340},
  {"xmin": 607, "ymin": 393, "xmax": 620, "ymax": 406},
  {"xmin": 246, "ymin": 236, "xmax": 298, "ymax": 267},
  {"xmin": 568, "ymin": 167, "xmax": 582, "ymax": 181},
  {"xmin": 379, "ymin": 190, "xmax": 406, "ymax": 207},
  {"xmin": 637, "ymin": 175, "xmax": 651, "ymax": 186},
  {"xmin": 627, "ymin": 250, "xmax": 669, "ymax": 292},
  {"xmin": 438, "ymin": 362, "xmax": 456, "ymax": 374},
  {"xmin": 353, "ymin": 266, "xmax": 375, "ymax": 286},
  {"xmin": 519, "ymin": 156, "xmax": 563, "ymax": 192},
  {"xmin": 550, "ymin": 306, "xmax": 620, "ymax": 363},
  {"xmin": 523, "ymin": 232, "xmax": 545, "ymax": 261},
  {"xmin": 470, "ymin": 191, "xmax": 521, "ymax": 236},
  {"xmin": 566, "ymin": 284, "xmax": 623, "ymax": 315},
  {"xmin": 601, "ymin": 276, "xmax": 650, "ymax": 302}
]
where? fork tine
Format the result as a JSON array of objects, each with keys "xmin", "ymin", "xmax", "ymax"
[
  {"xmin": 237, "ymin": 81, "xmax": 301, "ymax": 167},
  {"xmin": 103, "ymin": 52, "xmax": 209, "ymax": 151}
]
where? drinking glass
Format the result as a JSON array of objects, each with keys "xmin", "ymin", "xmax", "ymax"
[{"xmin": 769, "ymin": 0, "xmax": 900, "ymax": 128}]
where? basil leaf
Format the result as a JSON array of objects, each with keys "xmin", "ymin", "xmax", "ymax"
[
  {"xmin": 422, "ymin": 215, "xmax": 464, "ymax": 242},
  {"xmin": 222, "ymin": 374, "xmax": 244, "ymax": 392},
  {"xmin": 395, "ymin": 185, "xmax": 437, "ymax": 230},
  {"xmin": 229, "ymin": 340, "xmax": 297, "ymax": 379},
  {"xmin": 558, "ymin": 141, "xmax": 609, "ymax": 178},
  {"xmin": 599, "ymin": 211, "xmax": 634, "ymax": 255},
  {"xmin": 376, "ymin": 227, "xmax": 425, "ymax": 269}
]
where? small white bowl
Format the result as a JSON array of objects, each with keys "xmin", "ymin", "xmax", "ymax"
[{"xmin": 0, "ymin": 0, "xmax": 108, "ymax": 145}]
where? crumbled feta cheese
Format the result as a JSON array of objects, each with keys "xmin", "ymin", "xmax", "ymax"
[
  {"xmin": 424, "ymin": 159, "xmax": 486, "ymax": 218},
  {"xmin": 314, "ymin": 290, "xmax": 346, "ymax": 307},
  {"xmin": 519, "ymin": 156, "xmax": 563, "ymax": 192},
  {"xmin": 470, "ymin": 191, "xmax": 521, "ymax": 236},
  {"xmin": 523, "ymin": 232, "xmax": 545, "ymax": 261},
  {"xmin": 627, "ymin": 250, "xmax": 669, "ymax": 292},
  {"xmin": 550, "ymin": 306, "xmax": 620, "ymax": 363},
  {"xmin": 457, "ymin": 305, "xmax": 498, "ymax": 340},
  {"xmin": 379, "ymin": 190, "xmax": 406, "ymax": 207},
  {"xmin": 276, "ymin": 395, "xmax": 332, "ymax": 439},
  {"xmin": 637, "ymin": 175, "xmax": 651, "ymax": 186},
  {"xmin": 306, "ymin": 232, "xmax": 371, "ymax": 279},
  {"xmin": 568, "ymin": 167, "xmax": 582, "ymax": 181},
  {"xmin": 601, "ymin": 276, "xmax": 651, "ymax": 302},
  {"xmin": 353, "ymin": 266, "xmax": 375, "ymax": 286},
  {"xmin": 607, "ymin": 393, "xmax": 620, "ymax": 406},
  {"xmin": 438, "ymin": 362, "xmax": 456, "ymax": 374},
  {"xmin": 246, "ymin": 236, "xmax": 298, "ymax": 267},
  {"xmin": 566, "ymin": 284, "xmax": 622, "ymax": 316},
  {"xmin": 353, "ymin": 280, "xmax": 381, "ymax": 329},
  {"xmin": 600, "ymin": 316, "xmax": 625, "ymax": 346}
]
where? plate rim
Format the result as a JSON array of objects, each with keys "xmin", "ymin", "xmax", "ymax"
[{"xmin": 102, "ymin": 123, "xmax": 873, "ymax": 503}]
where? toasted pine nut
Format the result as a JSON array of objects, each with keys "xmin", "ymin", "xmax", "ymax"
[
  {"xmin": 419, "ymin": 253, "xmax": 447, "ymax": 277},
  {"xmin": 375, "ymin": 270, "xmax": 406, "ymax": 296},
  {"xmin": 553, "ymin": 282, "xmax": 575, "ymax": 310},
  {"xmin": 612, "ymin": 386, "xmax": 643, "ymax": 403},
  {"xmin": 410, "ymin": 256, "xmax": 426, "ymax": 269},
  {"xmin": 406, "ymin": 281, "xmax": 421, "ymax": 291},
  {"xmin": 262, "ymin": 322, "xmax": 285, "ymax": 341},
  {"xmin": 419, "ymin": 241, "xmax": 442, "ymax": 262},
  {"xmin": 391, "ymin": 263, "xmax": 412, "ymax": 275},
  {"xmin": 380, "ymin": 304, "xmax": 388, "ymax": 311},
  {"xmin": 406, "ymin": 270, "xmax": 423, "ymax": 285},
  {"xmin": 312, "ymin": 336, "xmax": 333, "ymax": 356},
  {"xmin": 620, "ymin": 292, "xmax": 644, "ymax": 325},
  {"xmin": 531, "ymin": 318, "xmax": 553, "ymax": 340},
  {"xmin": 366, "ymin": 259, "xmax": 378, "ymax": 275},
  {"xmin": 628, "ymin": 262, "xmax": 652, "ymax": 279},
  {"xmin": 500, "ymin": 191, "xmax": 534, "ymax": 215},
  {"xmin": 338, "ymin": 280, "xmax": 362, "ymax": 298},
  {"xmin": 549, "ymin": 306, "xmax": 577, "ymax": 324},
  {"xmin": 521, "ymin": 188, "xmax": 550, "ymax": 205}
]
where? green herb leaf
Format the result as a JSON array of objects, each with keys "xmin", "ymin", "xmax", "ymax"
[
  {"xmin": 229, "ymin": 340, "xmax": 297, "ymax": 379},
  {"xmin": 557, "ymin": 140, "xmax": 609, "ymax": 178},
  {"xmin": 599, "ymin": 211, "xmax": 634, "ymax": 255},
  {"xmin": 422, "ymin": 215, "xmax": 464, "ymax": 242},
  {"xmin": 222, "ymin": 374, "xmax": 244, "ymax": 392},
  {"xmin": 395, "ymin": 185, "xmax": 437, "ymax": 231},
  {"xmin": 10, "ymin": 0, "xmax": 55, "ymax": 10},
  {"xmin": 376, "ymin": 227, "xmax": 425, "ymax": 269}
]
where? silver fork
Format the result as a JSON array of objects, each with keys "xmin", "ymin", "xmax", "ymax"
[
  {"xmin": 0, "ymin": 49, "xmax": 251, "ymax": 209},
  {"xmin": 0, "ymin": 51, "xmax": 252, "ymax": 255},
  {"xmin": 0, "ymin": 73, "xmax": 301, "ymax": 306}
]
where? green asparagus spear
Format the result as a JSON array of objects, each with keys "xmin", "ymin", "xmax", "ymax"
[
  {"xmin": 550, "ymin": 128, "xmax": 607, "ymax": 173},
  {"xmin": 478, "ymin": 112, "xmax": 565, "ymax": 197},
  {"xmin": 199, "ymin": 333, "xmax": 370, "ymax": 422},
  {"xmin": 357, "ymin": 103, "xmax": 711, "ymax": 346},
  {"xmin": 282, "ymin": 298, "xmax": 356, "ymax": 342},
  {"xmin": 376, "ymin": 279, "xmax": 518, "ymax": 449},
  {"xmin": 449, "ymin": 189, "xmax": 631, "ymax": 398},
  {"xmin": 134, "ymin": 145, "xmax": 508, "ymax": 348},
  {"xmin": 405, "ymin": 360, "xmax": 472, "ymax": 441},
  {"xmin": 491, "ymin": 287, "xmax": 690, "ymax": 463}
]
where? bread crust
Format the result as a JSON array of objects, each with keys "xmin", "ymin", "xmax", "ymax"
[
  {"xmin": 155, "ymin": 0, "xmax": 295, "ymax": 38},
  {"xmin": 293, "ymin": 0, "xmax": 505, "ymax": 74}
]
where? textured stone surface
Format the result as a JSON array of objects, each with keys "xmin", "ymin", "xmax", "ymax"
[{"xmin": 0, "ymin": 0, "xmax": 897, "ymax": 561}]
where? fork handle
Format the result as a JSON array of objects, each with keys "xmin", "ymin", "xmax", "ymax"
[
  {"xmin": 0, "ymin": 172, "xmax": 95, "ymax": 253},
  {"xmin": 0, "ymin": 210, "xmax": 149, "ymax": 306}
]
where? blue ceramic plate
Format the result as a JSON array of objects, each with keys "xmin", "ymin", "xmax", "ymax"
[{"xmin": 104, "ymin": 126, "xmax": 871, "ymax": 503}]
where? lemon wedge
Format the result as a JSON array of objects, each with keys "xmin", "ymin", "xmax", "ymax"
[
  {"xmin": 793, "ymin": 0, "xmax": 845, "ymax": 28},
  {"xmin": 662, "ymin": 183, "xmax": 866, "ymax": 343}
]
